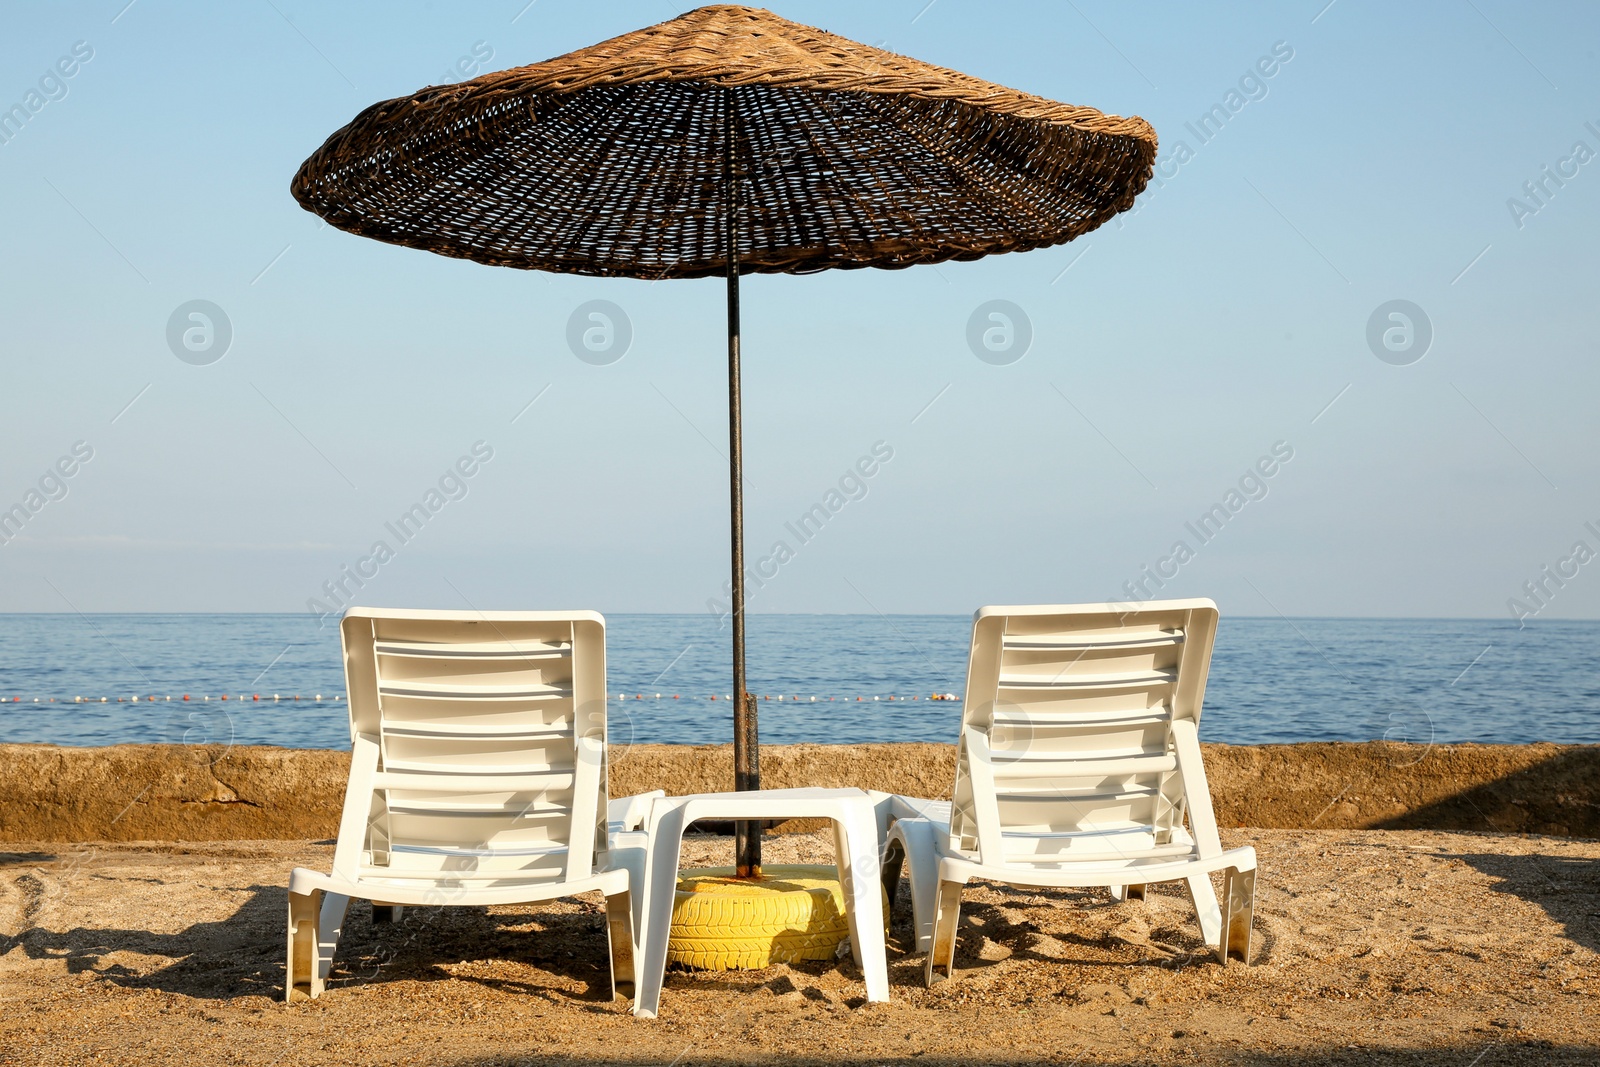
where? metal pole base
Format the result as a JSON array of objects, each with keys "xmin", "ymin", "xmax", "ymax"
[{"xmin": 734, "ymin": 692, "xmax": 761, "ymax": 876}]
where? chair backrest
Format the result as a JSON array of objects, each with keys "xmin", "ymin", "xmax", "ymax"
[
  {"xmin": 338, "ymin": 607, "xmax": 609, "ymax": 885},
  {"xmin": 949, "ymin": 600, "xmax": 1221, "ymax": 867}
]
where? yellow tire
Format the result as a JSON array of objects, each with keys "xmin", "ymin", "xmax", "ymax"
[{"xmin": 667, "ymin": 864, "xmax": 883, "ymax": 971}]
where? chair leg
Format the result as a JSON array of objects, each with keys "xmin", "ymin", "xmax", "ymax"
[
  {"xmin": 605, "ymin": 890, "xmax": 636, "ymax": 1000},
  {"xmin": 888, "ymin": 819, "xmax": 941, "ymax": 954},
  {"xmin": 925, "ymin": 880, "xmax": 963, "ymax": 986},
  {"xmin": 286, "ymin": 888, "xmax": 322, "ymax": 1002},
  {"xmin": 1185, "ymin": 873, "xmax": 1223, "ymax": 949},
  {"xmin": 372, "ymin": 904, "xmax": 403, "ymax": 924},
  {"xmin": 1220, "ymin": 867, "xmax": 1256, "ymax": 965},
  {"xmin": 315, "ymin": 892, "xmax": 351, "ymax": 985},
  {"xmin": 1109, "ymin": 883, "xmax": 1147, "ymax": 902},
  {"xmin": 880, "ymin": 836, "xmax": 906, "ymax": 920},
  {"xmin": 605, "ymin": 833, "xmax": 650, "ymax": 952}
]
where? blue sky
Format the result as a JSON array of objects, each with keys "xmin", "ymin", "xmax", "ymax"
[{"xmin": 1, "ymin": 1, "xmax": 1596, "ymax": 623}]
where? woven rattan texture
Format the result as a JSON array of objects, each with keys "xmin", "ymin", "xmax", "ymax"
[{"xmin": 292, "ymin": 5, "xmax": 1156, "ymax": 278}]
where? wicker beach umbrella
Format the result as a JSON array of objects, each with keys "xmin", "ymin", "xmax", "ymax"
[{"xmin": 293, "ymin": 4, "xmax": 1155, "ymax": 875}]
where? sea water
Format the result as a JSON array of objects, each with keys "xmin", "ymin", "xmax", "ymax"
[{"xmin": 0, "ymin": 614, "xmax": 1592, "ymax": 749}]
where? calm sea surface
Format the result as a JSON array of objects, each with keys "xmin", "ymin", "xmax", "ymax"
[{"xmin": 0, "ymin": 614, "xmax": 1593, "ymax": 749}]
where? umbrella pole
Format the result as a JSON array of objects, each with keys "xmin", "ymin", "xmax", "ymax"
[{"xmin": 726, "ymin": 91, "xmax": 761, "ymax": 878}]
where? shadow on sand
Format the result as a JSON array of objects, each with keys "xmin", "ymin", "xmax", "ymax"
[
  {"xmin": 0, "ymin": 879, "xmax": 621, "ymax": 1003},
  {"xmin": 1368, "ymin": 747, "xmax": 1600, "ymax": 954},
  {"xmin": 0, "ymin": 870, "xmax": 1237, "ymax": 1005},
  {"xmin": 1445, "ymin": 851, "xmax": 1600, "ymax": 955}
]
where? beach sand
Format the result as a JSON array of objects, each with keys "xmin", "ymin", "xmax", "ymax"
[{"xmin": 1, "ymin": 827, "xmax": 1596, "ymax": 1065}]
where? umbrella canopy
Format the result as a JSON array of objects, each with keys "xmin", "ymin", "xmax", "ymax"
[
  {"xmin": 291, "ymin": 4, "xmax": 1155, "ymax": 278},
  {"xmin": 293, "ymin": 4, "xmax": 1155, "ymax": 876}
]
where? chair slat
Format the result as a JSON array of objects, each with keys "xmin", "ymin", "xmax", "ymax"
[
  {"xmin": 1002, "ymin": 629, "xmax": 1183, "ymax": 651},
  {"xmin": 375, "ymin": 638, "xmax": 572, "ymax": 660},
  {"xmin": 997, "ymin": 669, "xmax": 1176, "ymax": 691},
  {"xmin": 378, "ymin": 681, "xmax": 572, "ymax": 701}
]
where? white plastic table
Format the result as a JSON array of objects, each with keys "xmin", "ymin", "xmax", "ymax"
[{"xmin": 628, "ymin": 786, "xmax": 891, "ymax": 1018}]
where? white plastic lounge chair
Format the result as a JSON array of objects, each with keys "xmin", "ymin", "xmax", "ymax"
[
  {"xmin": 285, "ymin": 608, "xmax": 654, "ymax": 1002},
  {"xmin": 882, "ymin": 600, "xmax": 1257, "ymax": 984}
]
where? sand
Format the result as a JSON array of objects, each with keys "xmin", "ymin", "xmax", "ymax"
[
  {"xmin": 1, "ymin": 740, "xmax": 1596, "ymax": 1062},
  {"xmin": 1, "ymin": 827, "xmax": 1596, "ymax": 1065}
]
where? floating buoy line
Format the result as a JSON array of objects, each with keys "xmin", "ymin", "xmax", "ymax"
[{"xmin": 5, "ymin": 692, "xmax": 960, "ymax": 705}]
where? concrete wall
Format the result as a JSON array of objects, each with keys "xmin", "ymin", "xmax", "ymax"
[{"xmin": 0, "ymin": 741, "xmax": 1594, "ymax": 842}]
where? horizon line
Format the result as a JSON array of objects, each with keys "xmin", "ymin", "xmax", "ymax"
[{"xmin": 0, "ymin": 611, "xmax": 1587, "ymax": 623}]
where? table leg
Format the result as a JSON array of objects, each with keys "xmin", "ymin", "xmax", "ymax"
[
  {"xmin": 633, "ymin": 802, "xmax": 690, "ymax": 1019},
  {"xmin": 838, "ymin": 806, "xmax": 890, "ymax": 1003}
]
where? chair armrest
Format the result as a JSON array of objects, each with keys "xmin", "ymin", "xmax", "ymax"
[
  {"xmin": 607, "ymin": 789, "xmax": 666, "ymax": 834},
  {"xmin": 331, "ymin": 732, "xmax": 381, "ymax": 880},
  {"xmin": 881, "ymin": 794, "xmax": 952, "ymax": 829},
  {"xmin": 1171, "ymin": 719, "xmax": 1222, "ymax": 860},
  {"xmin": 961, "ymin": 725, "xmax": 1005, "ymax": 867}
]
